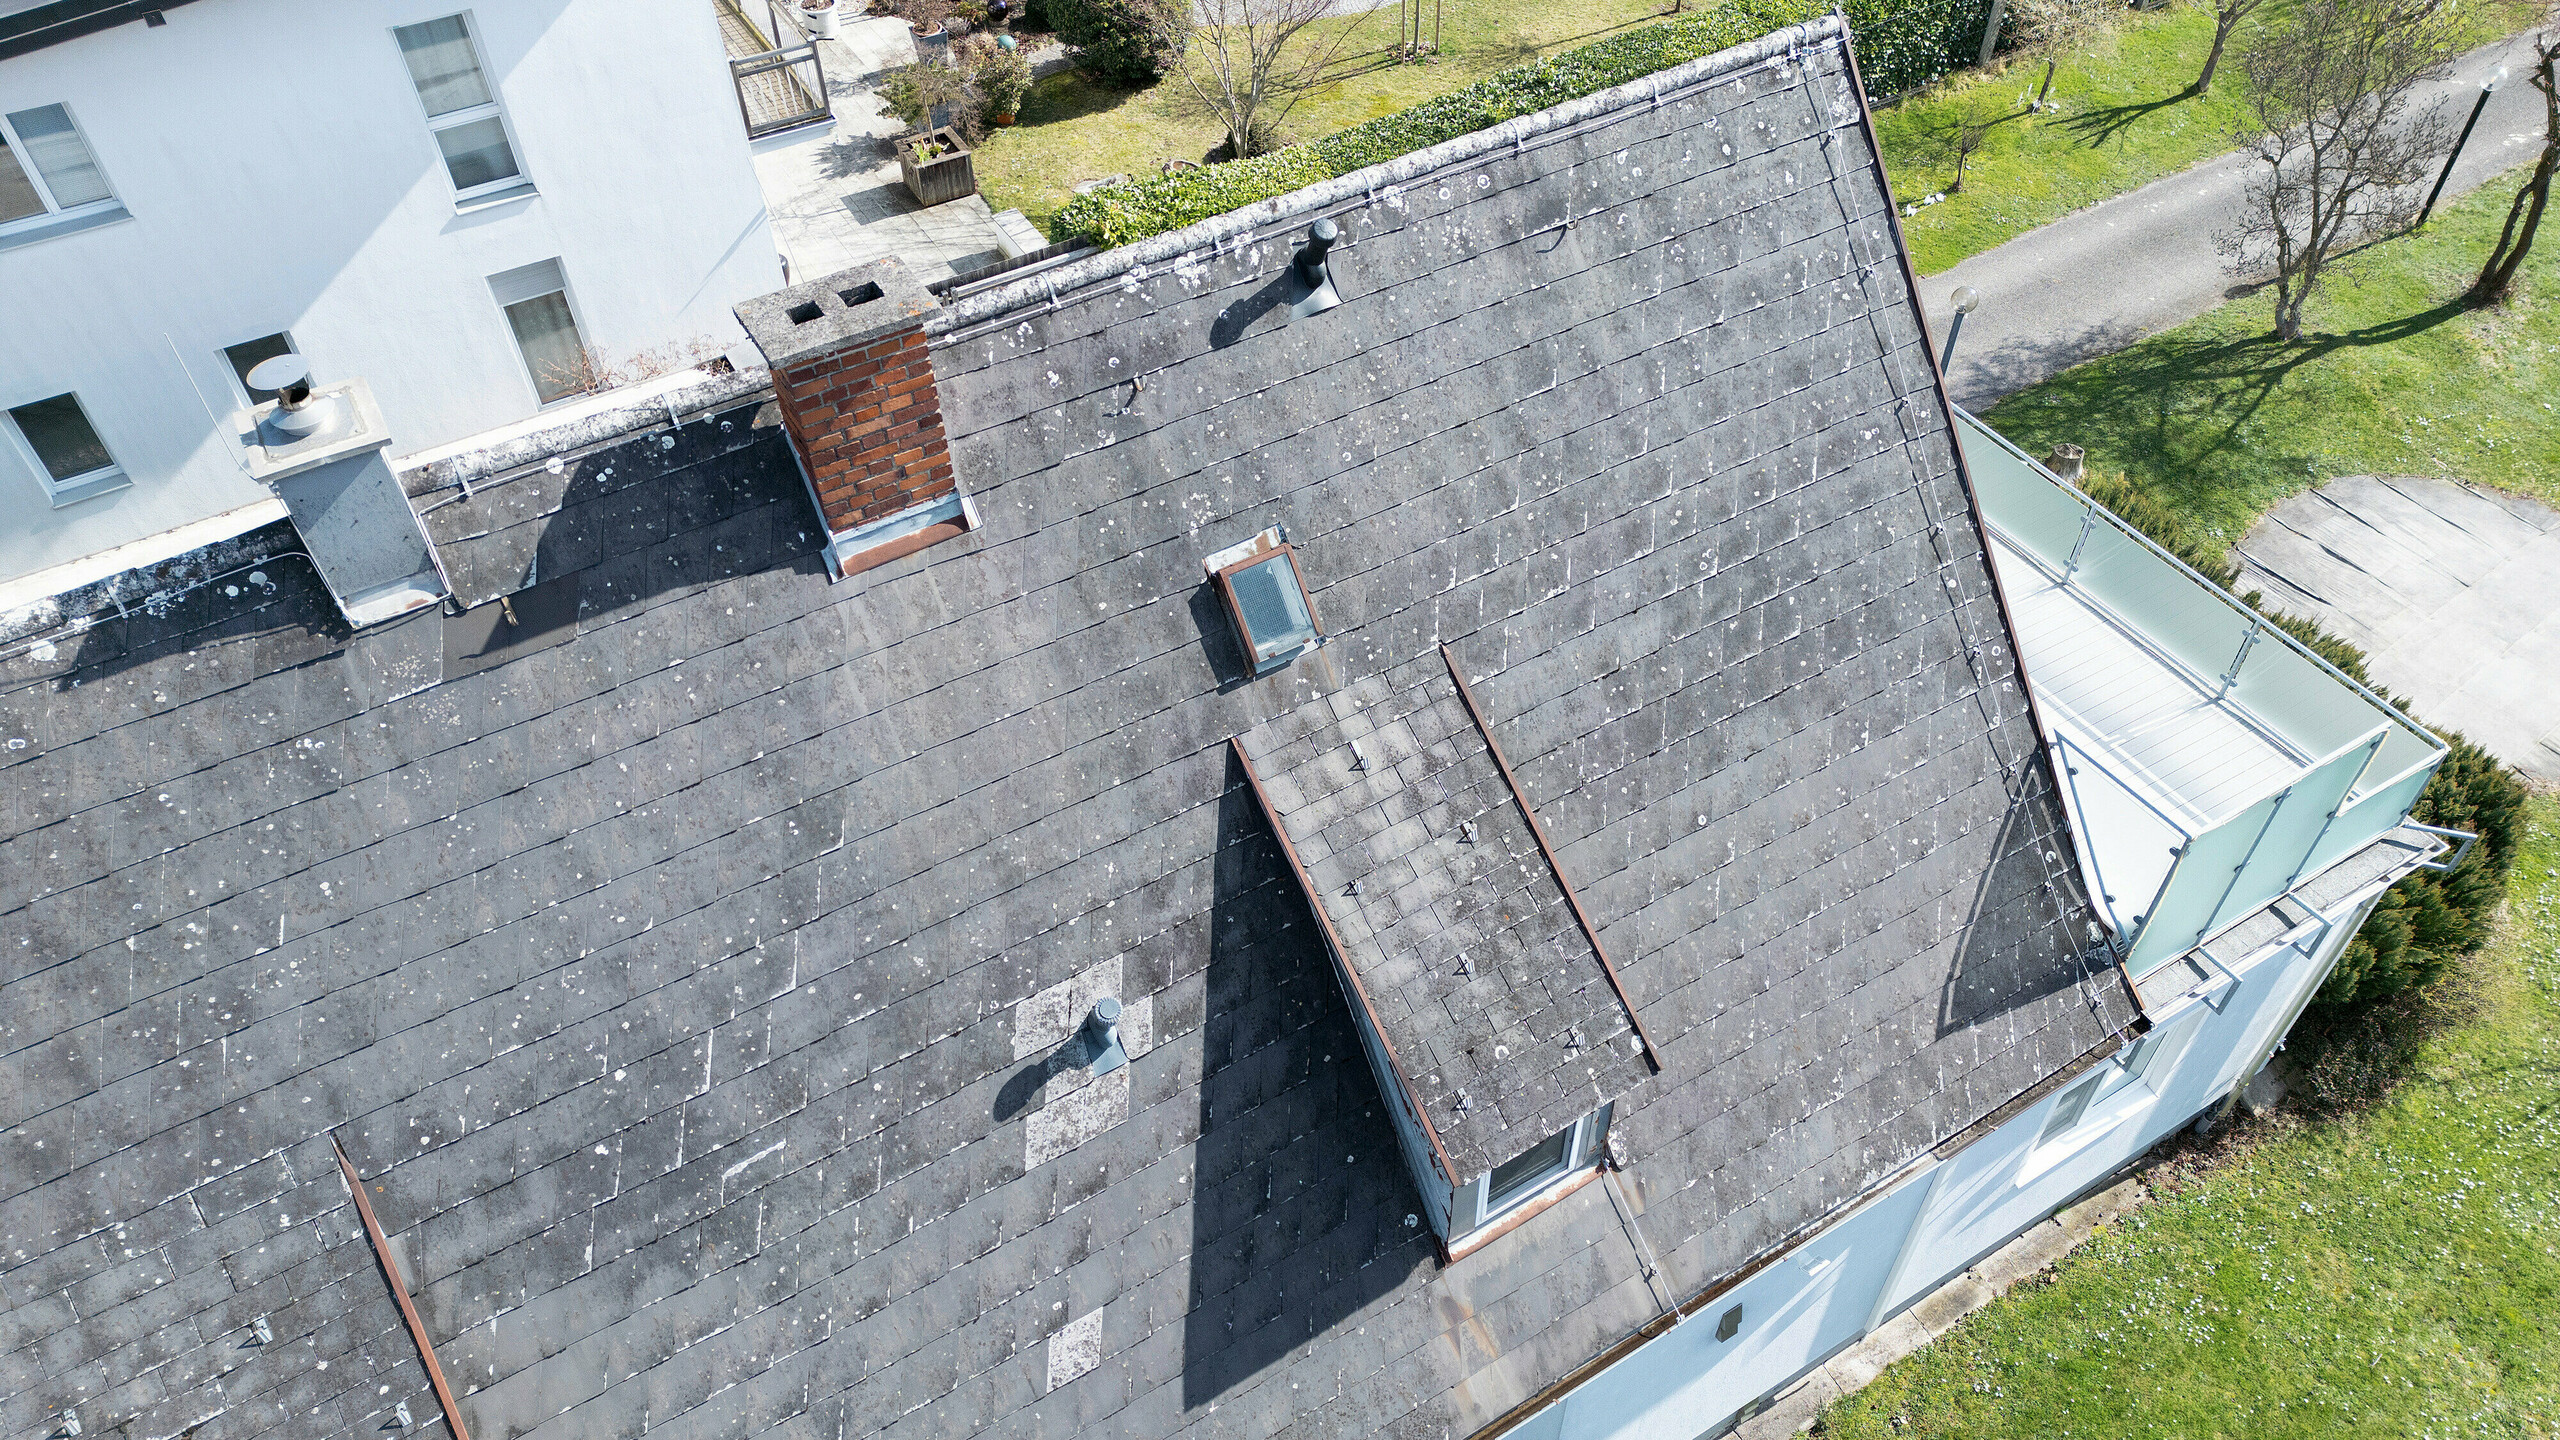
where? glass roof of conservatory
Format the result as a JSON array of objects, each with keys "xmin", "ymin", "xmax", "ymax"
[{"xmin": 1956, "ymin": 412, "xmax": 2446, "ymax": 980}]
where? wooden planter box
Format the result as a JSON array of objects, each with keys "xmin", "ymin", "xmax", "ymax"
[{"xmin": 897, "ymin": 128, "xmax": 977, "ymax": 207}]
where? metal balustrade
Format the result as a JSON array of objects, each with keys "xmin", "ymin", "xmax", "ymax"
[
  {"xmin": 1954, "ymin": 410, "xmax": 2447, "ymax": 980},
  {"xmin": 720, "ymin": 0, "xmax": 831, "ymax": 139}
]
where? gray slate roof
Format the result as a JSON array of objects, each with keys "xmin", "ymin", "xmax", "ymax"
[
  {"xmin": 0, "ymin": 21, "xmax": 2135, "ymax": 1440},
  {"xmin": 1236, "ymin": 663, "xmax": 1652, "ymax": 1177}
]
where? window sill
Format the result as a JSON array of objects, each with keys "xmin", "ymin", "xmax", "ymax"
[
  {"xmin": 453, "ymin": 181, "xmax": 537, "ymax": 214},
  {"xmin": 47, "ymin": 470, "xmax": 131, "ymax": 508},
  {"xmin": 1444, "ymin": 1163, "xmax": 1605, "ymax": 1263},
  {"xmin": 0, "ymin": 203, "xmax": 132, "ymax": 253}
]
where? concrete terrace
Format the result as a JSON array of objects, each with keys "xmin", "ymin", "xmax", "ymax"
[{"xmin": 721, "ymin": 4, "xmax": 1015, "ymax": 281}]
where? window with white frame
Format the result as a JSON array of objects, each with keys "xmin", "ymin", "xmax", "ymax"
[
  {"xmin": 393, "ymin": 14, "xmax": 527, "ymax": 202},
  {"xmin": 488, "ymin": 259, "xmax": 593, "ymax": 405},
  {"xmin": 0, "ymin": 104, "xmax": 120, "ymax": 235},
  {"xmin": 1472, "ymin": 1102, "xmax": 1613, "ymax": 1226},
  {"xmin": 2019, "ymin": 1010, "xmax": 2205, "ymax": 1184},
  {"xmin": 6, "ymin": 392, "xmax": 127, "ymax": 506}
]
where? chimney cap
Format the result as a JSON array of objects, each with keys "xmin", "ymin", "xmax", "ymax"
[
  {"xmin": 245, "ymin": 353, "xmax": 313, "ymax": 395},
  {"xmin": 735, "ymin": 257, "xmax": 939, "ymax": 371}
]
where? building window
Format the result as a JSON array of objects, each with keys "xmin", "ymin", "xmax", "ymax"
[
  {"xmin": 1473, "ymin": 1102, "xmax": 1613, "ymax": 1225},
  {"xmin": 0, "ymin": 104, "xmax": 118, "ymax": 232},
  {"xmin": 7, "ymin": 392, "xmax": 127, "ymax": 506},
  {"xmin": 2036, "ymin": 1069, "xmax": 2106, "ymax": 1148},
  {"xmin": 488, "ymin": 259, "xmax": 592, "ymax": 405},
  {"xmin": 393, "ymin": 14, "xmax": 527, "ymax": 201},
  {"xmin": 224, "ymin": 333, "xmax": 299, "ymax": 405},
  {"xmin": 1214, "ymin": 545, "xmax": 1323, "ymax": 674}
]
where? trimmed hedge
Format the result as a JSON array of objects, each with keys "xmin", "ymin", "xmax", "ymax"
[
  {"xmin": 1052, "ymin": 0, "xmax": 2000, "ymax": 247},
  {"xmin": 2074, "ymin": 470, "xmax": 2528, "ymax": 1011}
]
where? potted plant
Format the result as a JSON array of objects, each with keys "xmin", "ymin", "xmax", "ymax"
[
  {"xmin": 799, "ymin": 0, "xmax": 840, "ymax": 38},
  {"xmin": 975, "ymin": 47, "xmax": 1031, "ymax": 126},
  {"xmin": 905, "ymin": 0, "xmax": 955, "ymax": 58},
  {"xmin": 896, "ymin": 125, "xmax": 978, "ymax": 205},
  {"xmin": 883, "ymin": 59, "xmax": 981, "ymax": 138}
]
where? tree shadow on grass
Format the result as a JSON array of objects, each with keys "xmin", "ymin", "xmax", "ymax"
[
  {"xmin": 1984, "ymin": 297, "xmax": 2473, "ymax": 484},
  {"xmin": 1018, "ymin": 69, "xmax": 1144, "ymax": 126},
  {"xmin": 2061, "ymin": 86, "xmax": 2199, "ymax": 149}
]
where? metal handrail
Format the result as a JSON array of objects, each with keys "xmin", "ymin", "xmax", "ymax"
[
  {"xmin": 1952, "ymin": 409, "xmax": 2444, "ymax": 762},
  {"xmin": 2408, "ymin": 820, "xmax": 2480, "ymax": 872},
  {"xmin": 2050, "ymin": 731, "xmax": 2194, "ymax": 839},
  {"xmin": 726, "ymin": 0, "xmax": 830, "ymax": 140}
]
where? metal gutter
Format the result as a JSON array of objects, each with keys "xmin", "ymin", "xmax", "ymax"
[
  {"xmin": 925, "ymin": 16, "xmax": 1854, "ymax": 340},
  {"xmin": 0, "ymin": 0, "xmax": 196, "ymax": 59}
]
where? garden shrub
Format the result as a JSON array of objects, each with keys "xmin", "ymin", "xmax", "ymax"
[
  {"xmin": 2317, "ymin": 725, "xmax": 2526, "ymax": 1006},
  {"xmin": 1049, "ymin": 0, "xmax": 1188, "ymax": 83},
  {"xmin": 1053, "ymin": 0, "xmax": 2001, "ymax": 246}
]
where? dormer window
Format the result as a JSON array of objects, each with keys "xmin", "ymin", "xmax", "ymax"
[{"xmin": 1207, "ymin": 533, "xmax": 1323, "ymax": 674}]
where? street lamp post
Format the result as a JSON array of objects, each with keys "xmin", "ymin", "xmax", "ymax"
[
  {"xmin": 2418, "ymin": 66, "xmax": 2508, "ymax": 230},
  {"xmin": 1940, "ymin": 286, "xmax": 1981, "ymax": 373}
]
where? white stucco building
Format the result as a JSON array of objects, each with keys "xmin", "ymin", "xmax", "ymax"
[{"xmin": 0, "ymin": 0, "xmax": 780, "ymax": 606}]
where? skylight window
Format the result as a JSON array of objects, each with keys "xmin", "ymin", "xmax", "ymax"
[{"xmin": 1215, "ymin": 545, "xmax": 1322, "ymax": 673}]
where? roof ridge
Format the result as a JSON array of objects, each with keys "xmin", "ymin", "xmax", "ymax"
[{"xmin": 926, "ymin": 13, "xmax": 1851, "ymax": 337}]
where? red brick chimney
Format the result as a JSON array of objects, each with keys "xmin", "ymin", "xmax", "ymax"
[{"xmin": 735, "ymin": 257, "xmax": 978, "ymax": 578}]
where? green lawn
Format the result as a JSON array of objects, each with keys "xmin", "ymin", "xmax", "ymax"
[
  {"xmin": 981, "ymin": 0, "xmax": 1672, "ymax": 235},
  {"xmin": 1817, "ymin": 794, "xmax": 2560, "ymax": 1437},
  {"xmin": 1875, "ymin": 6, "xmax": 2270, "ymax": 276},
  {"xmin": 1979, "ymin": 172, "xmax": 2560, "ymax": 560},
  {"xmin": 980, "ymin": 0, "xmax": 2540, "ymax": 255},
  {"xmin": 1875, "ymin": 0, "xmax": 2543, "ymax": 275}
]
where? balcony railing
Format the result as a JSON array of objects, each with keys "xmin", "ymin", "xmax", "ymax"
[
  {"xmin": 720, "ymin": 0, "xmax": 830, "ymax": 140},
  {"xmin": 1955, "ymin": 411, "xmax": 2446, "ymax": 980}
]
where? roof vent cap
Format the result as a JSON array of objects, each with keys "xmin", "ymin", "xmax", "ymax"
[
  {"xmin": 1287, "ymin": 218, "xmax": 1343, "ymax": 322},
  {"xmin": 247, "ymin": 353, "xmax": 349, "ymax": 445},
  {"xmin": 1080, "ymin": 997, "xmax": 1128, "ymax": 1074}
]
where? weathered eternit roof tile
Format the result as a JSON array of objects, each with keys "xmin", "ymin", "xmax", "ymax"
[{"xmin": 0, "ymin": 20, "xmax": 2135, "ymax": 1440}]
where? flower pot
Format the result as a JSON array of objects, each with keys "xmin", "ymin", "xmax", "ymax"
[
  {"xmin": 896, "ymin": 125, "xmax": 977, "ymax": 206},
  {"xmin": 799, "ymin": 0, "xmax": 840, "ymax": 37},
  {"xmin": 911, "ymin": 23, "xmax": 951, "ymax": 62},
  {"xmin": 994, "ymin": 112, "xmax": 1016, "ymax": 125}
]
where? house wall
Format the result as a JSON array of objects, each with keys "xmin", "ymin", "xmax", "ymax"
[
  {"xmin": 0, "ymin": 0, "xmax": 778, "ymax": 591},
  {"xmin": 1515, "ymin": 880, "xmax": 2394, "ymax": 1439}
]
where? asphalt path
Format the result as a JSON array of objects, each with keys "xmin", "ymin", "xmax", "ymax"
[{"xmin": 1919, "ymin": 30, "xmax": 2555, "ymax": 410}]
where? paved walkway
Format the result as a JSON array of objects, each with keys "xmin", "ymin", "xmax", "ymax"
[
  {"xmin": 747, "ymin": 15, "xmax": 1019, "ymax": 282},
  {"xmin": 1924, "ymin": 30, "xmax": 2556, "ymax": 410},
  {"xmin": 2237, "ymin": 476, "xmax": 2560, "ymax": 782}
]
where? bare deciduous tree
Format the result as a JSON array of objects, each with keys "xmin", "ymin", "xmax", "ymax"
[
  {"xmin": 1919, "ymin": 98, "xmax": 1999, "ymax": 191},
  {"xmin": 1180, "ymin": 0, "xmax": 1369, "ymax": 161},
  {"xmin": 2470, "ymin": 36, "xmax": 2560, "ymax": 304},
  {"xmin": 2190, "ymin": 0, "xmax": 2267, "ymax": 93},
  {"xmin": 2219, "ymin": 0, "xmax": 2457, "ymax": 340},
  {"xmin": 2011, "ymin": 0, "xmax": 2125, "ymax": 111}
]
